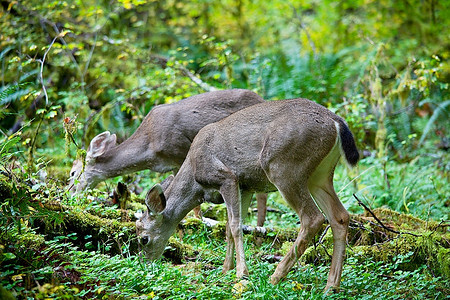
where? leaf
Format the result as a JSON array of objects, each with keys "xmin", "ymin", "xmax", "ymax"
[
  {"xmin": 45, "ymin": 110, "xmax": 58, "ymax": 119},
  {"xmin": 3, "ymin": 252, "xmax": 16, "ymax": 260},
  {"xmin": 0, "ymin": 83, "xmax": 32, "ymax": 105},
  {"xmin": 57, "ymin": 30, "xmax": 70, "ymax": 38}
]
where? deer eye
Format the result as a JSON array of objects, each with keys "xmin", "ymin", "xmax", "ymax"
[
  {"xmin": 70, "ymin": 171, "xmax": 76, "ymax": 177},
  {"xmin": 141, "ymin": 236, "xmax": 150, "ymax": 245}
]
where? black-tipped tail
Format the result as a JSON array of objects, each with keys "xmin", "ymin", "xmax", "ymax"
[{"xmin": 337, "ymin": 119, "xmax": 360, "ymax": 166}]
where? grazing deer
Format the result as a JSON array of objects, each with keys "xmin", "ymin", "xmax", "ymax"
[
  {"xmin": 67, "ymin": 90, "xmax": 267, "ymax": 223},
  {"xmin": 135, "ymin": 98, "xmax": 359, "ymax": 291}
]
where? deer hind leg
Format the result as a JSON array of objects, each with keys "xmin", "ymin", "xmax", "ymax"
[
  {"xmin": 308, "ymin": 145, "xmax": 349, "ymax": 290},
  {"xmin": 222, "ymin": 221, "xmax": 235, "ymax": 273},
  {"xmin": 220, "ymin": 177, "xmax": 252, "ymax": 278},
  {"xmin": 309, "ymin": 181, "xmax": 349, "ymax": 291},
  {"xmin": 269, "ymin": 181, "xmax": 325, "ymax": 284},
  {"xmin": 256, "ymin": 193, "xmax": 267, "ymax": 227},
  {"xmin": 254, "ymin": 193, "xmax": 268, "ymax": 247}
]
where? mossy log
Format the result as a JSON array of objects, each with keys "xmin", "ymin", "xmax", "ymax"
[
  {"xmin": 35, "ymin": 201, "xmax": 137, "ymax": 255},
  {"xmin": 33, "ymin": 201, "xmax": 192, "ymax": 263},
  {"xmin": 300, "ymin": 208, "xmax": 449, "ymax": 279},
  {"xmin": 181, "ymin": 208, "xmax": 449, "ymax": 278},
  {"xmin": 36, "ymin": 201, "xmax": 449, "ymax": 278}
]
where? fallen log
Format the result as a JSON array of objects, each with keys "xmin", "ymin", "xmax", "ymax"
[{"xmin": 30, "ymin": 199, "xmax": 449, "ymax": 279}]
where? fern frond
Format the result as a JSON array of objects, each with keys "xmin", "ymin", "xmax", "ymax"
[{"xmin": 419, "ymin": 100, "xmax": 450, "ymax": 145}]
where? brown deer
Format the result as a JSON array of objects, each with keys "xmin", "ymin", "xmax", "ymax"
[
  {"xmin": 135, "ymin": 98, "xmax": 359, "ymax": 291},
  {"xmin": 68, "ymin": 89, "xmax": 267, "ymax": 225}
]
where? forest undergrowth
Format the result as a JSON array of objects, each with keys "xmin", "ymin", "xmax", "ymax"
[{"xmin": 1, "ymin": 0, "xmax": 449, "ymax": 298}]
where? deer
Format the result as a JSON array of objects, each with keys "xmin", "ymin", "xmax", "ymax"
[
  {"xmin": 68, "ymin": 89, "xmax": 268, "ymax": 225},
  {"xmin": 135, "ymin": 98, "xmax": 359, "ymax": 291}
]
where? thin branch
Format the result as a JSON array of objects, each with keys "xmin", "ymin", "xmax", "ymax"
[
  {"xmin": 83, "ymin": 32, "xmax": 98, "ymax": 79},
  {"xmin": 318, "ymin": 224, "xmax": 330, "ymax": 244},
  {"xmin": 337, "ymin": 165, "xmax": 375, "ymax": 196},
  {"xmin": 291, "ymin": 5, "xmax": 318, "ymax": 61},
  {"xmin": 149, "ymin": 54, "xmax": 217, "ymax": 92},
  {"xmin": 353, "ymin": 194, "xmax": 420, "ymax": 237},
  {"xmin": 37, "ymin": 36, "xmax": 58, "ymax": 107}
]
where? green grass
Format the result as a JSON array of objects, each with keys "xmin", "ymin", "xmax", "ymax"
[
  {"xmin": 1, "ymin": 144, "xmax": 449, "ymax": 299},
  {"xmin": 2, "ymin": 216, "xmax": 449, "ymax": 299}
]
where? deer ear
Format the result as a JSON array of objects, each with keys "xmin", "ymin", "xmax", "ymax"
[
  {"xmin": 87, "ymin": 131, "xmax": 117, "ymax": 158},
  {"xmin": 145, "ymin": 184, "xmax": 166, "ymax": 214},
  {"xmin": 134, "ymin": 211, "xmax": 144, "ymax": 220},
  {"xmin": 160, "ymin": 175, "xmax": 174, "ymax": 190}
]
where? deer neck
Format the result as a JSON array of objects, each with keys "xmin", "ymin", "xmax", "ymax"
[
  {"xmin": 86, "ymin": 138, "xmax": 155, "ymax": 183},
  {"xmin": 162, "ymin": 163, "xmax": 204, "ymax": 225}
]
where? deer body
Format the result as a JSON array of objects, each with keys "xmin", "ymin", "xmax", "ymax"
[
  {"xmin": 68, "ymin": 89, "xmax": 265, "ymax": 194},
  {"xmin": 136, "ymin": 98, "xmax": 359, "ymax": 291}
]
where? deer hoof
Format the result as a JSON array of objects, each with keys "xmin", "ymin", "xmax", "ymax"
[
  {"xmin": 270, "ymin": 274, "xmax": 282, "ymax": 285},
  {"xmin": 324, "ymin": 284, "xmax": 340, "ymax": 294},
  {"xmin": 236, "ymin": 267, "xmax": 249, "ymax": 278}
]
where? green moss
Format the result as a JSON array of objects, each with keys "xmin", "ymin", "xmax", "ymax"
[
  {"xmin": 280, "ymin": 241, "xmax": 294, "ymax": 256},
  {"xmin": 183, "ymin": 217, "xmax": 204, "ymax": 227},
  {"xmin": 437, "ymin": 247, "xmax": 450, "ymax": 278},
  {"xmin": 45, "ymin": 165, "xmax": 72, "ymax": 182},
  {"xmin": 66, "ymin": 208, "xmax": 135, "ymax": 235},
  {"xmin": 201, "ymin": 203, "xmax": 227, "ymax": 221},
  {"xmin": 165, "ymin": 236, "xmax": 194, "ymax": 263},
  {"xmin": 368, "ymin": 208, "xmax": 439, "ymax": 231},
  {"xmin": 180, "ymin": 217, "xmax": 207, "ymax": 237},
  {"xmin": 212, "ymin": 221, "xmax": 227, "ymax": 239},
  {"xmin": 85, "ymin": 206, "xmax": 122, "ymax": 220},
  {"xmin": 350, "ymin": 232, "xmax": 450, "ymax": 279},
  {"xmin": 129, "ymin": 193, "xmax": 145, "ymax": 205},
  {"xmin": 301, "ymin": 244, "xmax": 333, "ymax": 265},
  {"xmin": 287, "ymin": 208, "xmax": 450, "ymax": 280},
  {"xmin": 17, "ymin": 232, "xmax": 46, "ymax": 250}
]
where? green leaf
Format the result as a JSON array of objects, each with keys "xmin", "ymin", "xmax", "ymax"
[{"xmin": 3, "ymin": 252, "xmax": 16, "ymax": 260}]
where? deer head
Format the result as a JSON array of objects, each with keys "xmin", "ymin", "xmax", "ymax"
[{"xmin": 68, "ymin": 131, "xmax": 117, "ymax": 194}]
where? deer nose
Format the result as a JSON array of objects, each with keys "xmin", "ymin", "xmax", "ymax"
[{"xmin": 141, "ymin": 236, "xmax": 149, "ymax": 245}]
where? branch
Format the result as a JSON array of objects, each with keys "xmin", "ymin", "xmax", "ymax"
[
  {"xmin": 291, "ymin": 5, "xmax": 318, "ymax": 61},
  {"xmin": 149, "ymin": 54, "xmax": 217, "ymax": 92},
  {"xmin": 37, "ymin": 36, "xmax": 58, "ymax": 107},
  {"xmin": 353, "ymin": 194, "xmax": 420, "ymax": 237}
]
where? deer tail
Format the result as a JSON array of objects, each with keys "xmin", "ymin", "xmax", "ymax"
[{"xmin": 336, "ymin": 118, "xmax": 359, "ymax": 166}]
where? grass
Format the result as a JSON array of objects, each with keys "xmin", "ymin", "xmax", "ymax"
[
  {"xmin": 0, "ymin": 147, "xmax": 449, "ymax": 299},
  {"xmin": 2, "ymin": 227, "xmax": 448, "ymax": 299}
]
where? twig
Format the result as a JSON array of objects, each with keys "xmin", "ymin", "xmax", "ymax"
[
  {"xmin": 353, "ymin": 194, "xmax": 420, "ymax": 237},
  {"xmin": 37, "ymin": 36, "xmax": 58, "ymax": 107},
  {"xmin": 290, "ymin": 5, "xmax": 318, "ymax": 61},
  {"xmin": 337, "ymin": 166, "xmax": 375, "ymax": 196},
  {"xmin": 83, "ymin": 32, "xmax": 98, "ymax": 81},
  {"xmin": 149, "ymin": 54, "xmax": 217, "ymax": 92},
  {"xmin": 28, "ymin": 35, "xmax": 59, "ymax": 169},
  {"xmin": 318, "ymin": 225, "xmax": 330, "ymax": 244}
]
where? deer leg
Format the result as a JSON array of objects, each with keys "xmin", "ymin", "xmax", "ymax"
[
  {"xmin": 270, "ymin": 183, "xmax": 325, "ymax": 284},
  {"xmin": 222, "ymin": 222, "xmax": 235, "ymax": 273},
  {"xmin": 256, "ymin": 193, "xmax": 267, "ymax": 227},
  {"xmin": 220, "ymin": 179, "xmax": 250, "ymax": 278},
  {"xmin": 309, "ymin": 180, "xmax": 349, "ymax": 291},
  {"xmin": 193, "ymin": 206, "xmax": 202, "ymax": 219}
]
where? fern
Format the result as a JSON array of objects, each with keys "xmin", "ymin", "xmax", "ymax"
[
  {"xmin": 0, "ymin": 83, "xmax": 32, "ymax": 105},
  {"xmin": 418, "ymin": 99, "xmax": 450, "ymax": 145}
]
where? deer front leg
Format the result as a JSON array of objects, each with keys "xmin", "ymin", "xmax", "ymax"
[{"xmin": 220, "ymin": 179, "xmax": 251, "ymax": 278}]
